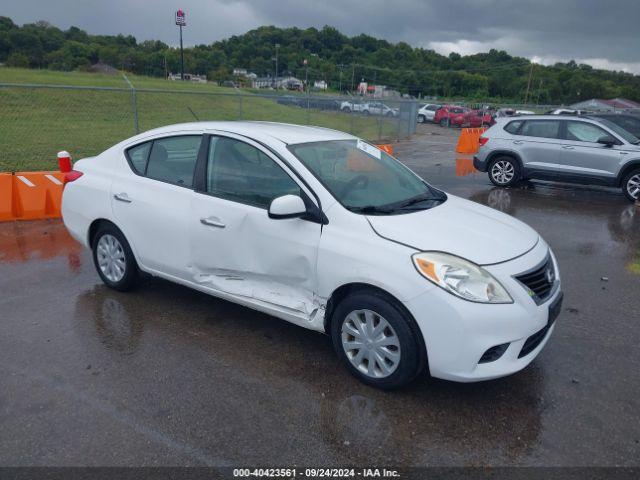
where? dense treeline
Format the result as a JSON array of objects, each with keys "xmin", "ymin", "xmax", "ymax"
[{"xmin": 1, "ymin": 16, "xmax": 639, "ymax": 104}]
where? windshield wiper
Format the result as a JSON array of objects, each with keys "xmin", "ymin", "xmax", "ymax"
[
  {"xmin": 348, "ymin": 205, "xmax": 396, "ymax": 215},
  {"xmin": 396, "ymin": 192, "xmax": 445, "ymax": 210}
]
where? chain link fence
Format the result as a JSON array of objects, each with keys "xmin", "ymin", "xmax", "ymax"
[{"xmin": 0, "ymin": 83, "xmax": 419, "ymax": 172}]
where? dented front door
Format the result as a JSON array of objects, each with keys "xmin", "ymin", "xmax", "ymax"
[{"xmin": 188, "ymin": 134, "xmax": 322, "ymax": 317}]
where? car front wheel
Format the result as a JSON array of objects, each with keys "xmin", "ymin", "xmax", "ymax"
[
  {"xmin": 622, "ymin": 168, "xmax": 640, "ymax": 202},
  {"xmin": 488, "ymin": 156, "xmax": 521, "ymax": 187},
  {"xmin": 92, "ymin": 224, "xmax": 139, "ymax": 291},
  {"xmin": 331, "ymin": 291, "xmax": 425, "ymax": 389},
  {"xmin": 439, "ymin": 118, "xmax": 449, "ymax": 127},
  {"xmin": 417, "ymin": 114, "xmax": 425, "ymax": 123}
]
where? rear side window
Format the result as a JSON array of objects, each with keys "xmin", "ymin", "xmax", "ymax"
[
  {"xmin": 126, "ymin": 142, "xmax": 151, "ymax": 174},
  {"xmin": 520, "ymin": 120, "xmax": 560, "ymax": 139},
  {"xmin": 146, "ymin": 136, "xmax": 202, "ymax": 188},
  {"xmin": 504, "ymin": 120, "xmax": 523, "ymax": 134}
]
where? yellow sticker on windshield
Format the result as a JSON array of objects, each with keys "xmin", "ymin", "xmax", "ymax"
[{"xmin": 357, "ymin": 139, "xmax": 382, "ymax": 159}]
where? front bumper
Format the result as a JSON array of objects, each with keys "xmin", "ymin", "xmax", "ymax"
[
  {"xmin": 473, "ymin": 155, "xmax": 488, "ymax": 172},
  {"xmin": 403, "ymin": 239, "xmax": 562, "ymax": 382}
]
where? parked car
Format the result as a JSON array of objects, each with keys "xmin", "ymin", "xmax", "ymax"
[
  {"xmin": 461, "ymin": 109, "xmax": 495, "ymax": 128},
  {"xmin": 473, "ymin": 115, "xmax": 640, "ymax": 201},
  {"xmin": 434, "ymin": 105, "xmax": 471, "ymax": 127},
  {"xmin": 302, "ymin": 98, "xmax": 341, "ymax": 111},
  {"xmin": 340, "ymin": 101, "xmax": 398, "ymax": 117},
  {"xmin": 277, "ymin": 95, "xmax": 301, "ymax": 107},
  {"xmin": 545, "ymin": 108, "xmax": 589, "ymax": 115},
  {"xmin": 588, "ymin": 113, "xmax": 640, "ymax": 139},
  {"xmin": 417, "ymin": 104, "xmax": 441, "ymax": 123},
  {"xmin": 62, "ymin": 121, "xmax": 562, "ymax": 389}
]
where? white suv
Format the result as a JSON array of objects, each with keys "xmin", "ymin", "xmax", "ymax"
[
  {"xmin": 417, "ymin": 104, "xmax": 441, "ymax": 123},
  {"xmin": 62, "ymin": 121, "xmax": 562, "ymax": 389}
]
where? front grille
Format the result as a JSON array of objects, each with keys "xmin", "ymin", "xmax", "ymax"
[
  {"xmin": 479, "ymin": 343, "xmax": 509, "ymax": 364},
  {"xmin": 515, "ymin": 256, "xmax": 556, "ymax": 303}
]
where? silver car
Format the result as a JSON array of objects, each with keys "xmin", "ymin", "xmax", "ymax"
[{"xmin": 473, "ymin": 115, "xmax": 640, "ymax": 202}]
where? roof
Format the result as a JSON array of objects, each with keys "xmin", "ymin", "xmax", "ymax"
[
  {"xmin": 130, "ymin": 121, "xmax": 356, "ymax": 145},
  {"xmin": 569, "ymin": 97, "xmax": 640, "ymax": 110}
]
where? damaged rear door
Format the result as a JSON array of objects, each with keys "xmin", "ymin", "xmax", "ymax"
[{"xmin": 189, "ymin": 133, "xmax": 322, "ymax": 318}]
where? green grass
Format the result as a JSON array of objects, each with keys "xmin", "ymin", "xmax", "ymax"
[{"xmin": 0, "ymin": 67, "xmax": 399, "ymax": 171}]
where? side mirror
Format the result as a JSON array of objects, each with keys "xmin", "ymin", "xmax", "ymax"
[
  {"xmin": 268, "ymin": 194, "xmax": 307, "ymax": 220},
  {"xmin": 597, "ymin": 135, "xmax": 617, "ymax": 147}
]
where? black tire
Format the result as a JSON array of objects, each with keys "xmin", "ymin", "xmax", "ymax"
[
  {"xmin": 91, "ymin": 223, "xmax": 139, "ymax": 292},
  {"xmin": 439, "ymin": 118, "xmax": 449, "ymax": 127},
  {"xmin": 363, "ymin": 110, "xmax": 370, "ymax": 116},
  {"xmin": 330, "ymin": 290, "xmax": 426, "ymax": 389},
  {"xmin": 341, "ymin": 107, "xmax": 351, "ymax": 112},
  {"xmin": 488, "ymin": 155, "xmax": 521, "ymax": 187},
  {"xmin": 417, "ymin": 114, "xmax": 426, "ymax": 124},
  {"xmin": 622, "ymin": 168, "xmax": 640, "ymax": 202}
]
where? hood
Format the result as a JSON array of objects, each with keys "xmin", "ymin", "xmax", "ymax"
[{"xmin": 366, "ymin": 195, "xmax": 539, "ymax": 265}]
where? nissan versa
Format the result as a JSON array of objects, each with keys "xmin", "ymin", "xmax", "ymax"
[{"xmin": 61, "ymin": 122, "xmax": 563, "ymax": 389}]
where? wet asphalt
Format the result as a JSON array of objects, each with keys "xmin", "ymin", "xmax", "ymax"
[{"xmin": 0, "ymin": 123, "xmax": 639, "ymax": 467}]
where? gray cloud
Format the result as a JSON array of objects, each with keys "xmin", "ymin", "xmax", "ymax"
[{"xmin": 2, "ymin": 0, "xmax": 639, "ymax": 72}]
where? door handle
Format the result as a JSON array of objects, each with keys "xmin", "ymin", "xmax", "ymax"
[
  {"xmin": 114, "ymin": 193, "xmax": 132, "ymax": 203},
  {"xmin": 513, "ymin": 140, "xmax": 524, "ymax": 145},
  {"xmin": 200, "ymin": 217, "xmax": 226, "ymax": 228},
  {"xmin": 619, "ymin": 151, "xmax": 628, "ymax": 155},
  {"xmin": 562, "ymin": 145, "xmax": 574, "ymax": 150}
]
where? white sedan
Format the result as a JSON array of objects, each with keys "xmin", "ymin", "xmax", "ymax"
[{"xmin": 62, "ymin": 121, "xmax": 562, "ymax": 389}]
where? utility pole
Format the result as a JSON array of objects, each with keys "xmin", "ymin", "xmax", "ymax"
[
  {"xmin": 303, "ymin": 58, "xmax": 309, "ymax": 93},
  {"xmin": 338, "ymin": 68, "xmax": 343, "ymax": 93},
  {"xmin": 274, "ymin": 43, "xmax": 280, "ymax": 89},
  {"xmin": 524, "ymin": 62, "xmax": 534, "ymax": 105},
  {"xmin": 536, "ymin": 78, "xmax": 543, "ymax": 106},
  {"xmin": 175, "ymin": 10, "xmax": 186, "ymax": 80},
  {"xmin": 351, "ymin": 64, "xmax": 355, "ymax": 93}
]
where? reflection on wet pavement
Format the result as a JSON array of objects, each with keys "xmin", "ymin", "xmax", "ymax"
[{"xmin": 0, "ymin": 123, "xmax": 639, "ymax": 467}]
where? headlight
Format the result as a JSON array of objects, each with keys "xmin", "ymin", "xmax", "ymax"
[{"xmin": 412, "ymin": 252, "xmax": 513, "ymax": 304}]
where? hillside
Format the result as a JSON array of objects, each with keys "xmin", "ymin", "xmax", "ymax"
[{"xmin": 1, "ymin": 16, "xmax": 639, "ymax": 103}]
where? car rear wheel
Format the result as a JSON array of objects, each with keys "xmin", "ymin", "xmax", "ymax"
[
  {"xmin": 331, "ymin": 291, "xmax": 425, "ymax": 389},
  {"xmin": 92, "ymin": 224, "xmax": 139, "ymax": 291},
  {"xmin": 417, "ymin": 114, "xmax": 426, "ymax": 123},
  {"xmin": 622, "ymin": 168, "xmax": 640, "ymax": 202},
  {"xmin": 488, "ymin": 156, "xmax": 521, "ymax": 187}
]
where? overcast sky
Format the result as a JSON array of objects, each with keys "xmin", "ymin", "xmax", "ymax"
[{"xmin": 2, "ymin": 0, "xmax": 639, "ymax": 73}]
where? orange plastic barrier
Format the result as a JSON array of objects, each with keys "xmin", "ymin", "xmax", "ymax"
[
  {"xmin": 455, "ymin": 157, "xmax": 477, "ymax": 177},
  {"xmin": 0, "ymin": 171, "xmax": 65, "ymax": 222},
  {"xmin": 376, "ymin": 144, "xmax": 394, "ymax": 155},
  {"xmin": 455, "ymin": 128, "xmax": 487, "ymax": 154}
]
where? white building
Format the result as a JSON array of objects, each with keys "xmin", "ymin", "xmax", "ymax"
[{"xmin": 313, "ymin": 80, "xmax": 328, "ymax": 90}]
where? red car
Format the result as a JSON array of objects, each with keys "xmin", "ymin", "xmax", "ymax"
[
  {"xmin": 434, "ymin": 105, "xmax": 470, "ymax": 127},
  {"xmin": 434, "ymin": 106, "xmax": 494, "ymax": 127},
  {"xmin": 462, "ymin": 109, "xmax": 494, "ymax": 127}
]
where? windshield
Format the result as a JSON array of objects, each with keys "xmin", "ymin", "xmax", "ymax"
[
  {"xmin": 594, "ymin": 118, "xmax": 640, "ymax": 144},
  {"xmin": 288, "ymin": 139, "xmax": 446, "ymax": 215}
]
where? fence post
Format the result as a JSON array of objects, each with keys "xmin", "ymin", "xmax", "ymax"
[
  {"xmin": 396, "ymin": 102, "xmax": 402, "ymax": 142},
  {"xmin": 238, "ymin": 93, "xmax": 243, "ymax": 120},
  {"xmin": 130, "ymin": 88, "xmax": 139, "ymax": 134}
]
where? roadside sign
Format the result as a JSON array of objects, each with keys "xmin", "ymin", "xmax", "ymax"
[{"xmin": 175, "ymin": 9, "xmax": 186, "ymax": 26}]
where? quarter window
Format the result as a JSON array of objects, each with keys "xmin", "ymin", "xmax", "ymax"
[
  {"xmin": 504, "ymin": 120, "xmax": 523, "ymax": 134},
  {"xmin": 520, "ymin": 120, "xmax": 560, "ymax": 139},
  {"xmin": 126, "ymin": 141, "xmax": 151, "ymax": 174},
  {"xmin": 206, "ymin": 136, "xmax": 300, "ymax": 209},
  {"xmin": 565, "ymin": 121, "xmax": 610, "ymax": 143},
  {"xmin": 145, "ymin": 136, "xmax": 202, "ymax": 188}
]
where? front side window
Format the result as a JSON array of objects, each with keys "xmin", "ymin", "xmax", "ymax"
[
  {"xmin": 565, "ymin": 121, "xmax": 611, "ymax": 143},
  {"xmin": 288, "ymin": 140, "xmax": 445, "ymax": 215},
  {"xmin": 145, "ymin": 136, "xmax": 202, "ymax": 187},
  {"xmin": 520, "ymin": 120, "xmax": 560, "ymax": 139},
  {"xmin": 206, "ymin": 136, "xmax": 300, "ymax": 209},
  {"xmin": 595, "ymin": 118, "xmax": 639, "ymax": 144}
]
